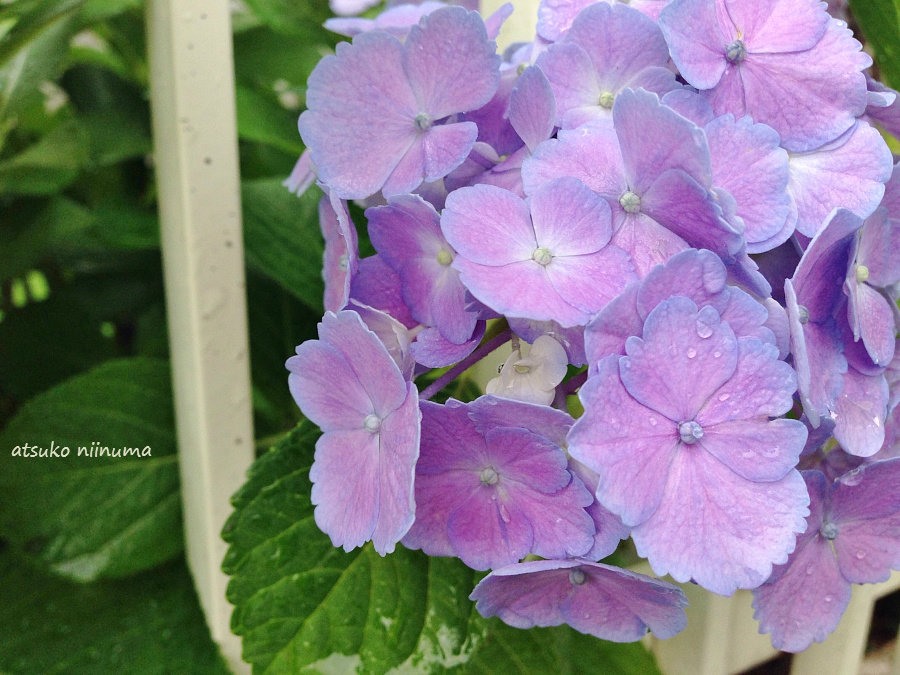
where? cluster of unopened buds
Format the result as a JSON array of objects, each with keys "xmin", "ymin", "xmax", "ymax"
[{"xmin": 284, "ymin": 0, "xmax": 900, "ymax": 651}]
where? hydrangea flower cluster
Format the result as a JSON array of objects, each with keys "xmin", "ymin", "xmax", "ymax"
[{"xmin": 285, "ymin": 0, "xmax": 900, "ymax": 651}]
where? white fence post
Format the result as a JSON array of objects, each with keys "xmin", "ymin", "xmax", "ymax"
[{"xmin": 146, "ymin": 1, "xmax": 254, "ymax": 671}]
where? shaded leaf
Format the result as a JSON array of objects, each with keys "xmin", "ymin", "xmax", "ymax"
[
  {"xmin": 240, "ymin": 0, "xmax": 332, "ymax": 36},
  {"xmin": 0, "ymin": 358, "xmax": 183, "ymax": 581},
  {"xmin": 242, "ymin": 178, "xmax": 324, "ymax": 311},
  {"xmin": 0, "ymin": 554, "xmax": 229, "ymax": 674},
  {"xmin": 236, "ymin": 84, "xmax": 305, "ymax": 155},
  {"xmin": 851, "ymin": 0, "xmax": 900, "ymax": 89}
]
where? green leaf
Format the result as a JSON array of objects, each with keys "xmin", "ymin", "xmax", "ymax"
[
  {"xmin": 0, "ymin": 0, "xmax": 83, "ymax": 70},
  {"xmin": 0, "ymin": 554, "xmax": 229, "ymax": 674},
  {"xmin": 236, "ymin": 84, "xmax": 305, "ymax": 155},
  {"xmin": 851, "ymin": 0, "xmax": 900, "ymax": 89},
  {"xmin": 242, "ymin": 178, "xmax": 324, "ymax": 311},
  {"xmin": 223, "ymin": 422, "xmax": 661, "ymax": 674},
  {"xmin": 234, "ymin": 27, "xmax": 333, "ymax": 90},
  {"xmin": 0, "ymin": 6, "xmax": 80, "ymax": 121},
  {"xmin": 0, "ymin": 358, "xmax": 183, "ymax": 582},
  {"xmin": 240, "ymin": 0, "xmax": 332, "ymax": 36},
  {"xmin": 0, "ymin": 118, "xmax": 91, "ymax": 194}
]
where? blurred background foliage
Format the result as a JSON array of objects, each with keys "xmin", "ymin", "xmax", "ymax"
[{"xmin": 0, "ymin": 0, "xmax": 898, "ymax": 672}]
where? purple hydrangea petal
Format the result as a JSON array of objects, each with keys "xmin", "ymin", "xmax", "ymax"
[
  {"xmin": 705, "ymin": 114, "xmax": 791, "ymax": 249},
  {"xmin": 752, "ymin": 467, "xmax": 851, "ymax": 653},
  {"xmin": 830, "ymin": 459, "xmax": 900, "ymax": 583},
  {"xmin": 613, "ymin": 88, "xmax": 712, "ymax": 193},
  {"xmin": 620, "ymin": 298, "xmax": 738, "ymax": 422},
  {"xmin": 636, "ymin": 248, "xmax": 728, "ymax": 317},
  {"xmin": 787, "ymin": 121, "xmax": 892, "ymax": 238},
  {"xmin": 442, "ymin": 183, "xmax": 536, "ymax": 265},
  {"xmin": 409, "ymin": 322, "xmax": 484, "ymax": 368},
  {"xmin": 658, "ymin": 0, "xmax": 728, "ymax": 89},
  {"xmin": 725, "ymin": 0, "xmax": 828, "ymax": 53},
  {"xmin": 283, "ymin": 150, "xmax": 316, "ymax": 196},
  {"xmin": 584, "ymin": 282, "xmax": 642, "ymax": 368},
  {"xmin": 529, "ymin": 175, "xmax": 612, "ymax": 254},
  {"xmin": 833, "ymin": 367, "xmax": 890, "ymax": 458},
  {"xmin": 699, "ymin": 417, "xmax": 807, "ymax": 482},
  {"xmin": 569, "ymin": 459, "xmax": 632, "ymax": 561},
  {"xmin": 470, "ymin": 559, "xmax": 688, "ymax": 641},
  {"xmin": 325, "ymin": 1, "xmax": 448, "ymax": 38},
  {"xmin": 536, "ymin": 42, "xmax": 605, "ymax": 129},
  {"xmin": 508, "ymin": 65, "xmax": 556, "ymax": 153},
  {"xmin": 348, "ymin": 300, "xmax": 416, "ymax": 379},
  {"xmin": 350, "ymin": 254, "xmax": 417, "ymax": 329},
  {"xmin": 858, "ymin": 201, "xmax": 900, "ymax": 288},
  {"xmin": 319, "ymin": 191, "xmax": 359, "ymax": 313},
  {"xmin": 299, "ymin": 32, "xmax": 418, "ymax": 199},
  {"xmin": 568, "ymin": 356, "xmax": 679, "ymax": 527},
  {"xmin": 536, "ymin": 0, "xmax": 594, "ymax": 41},
  {"xmin": 731, "ymin": 20, "xmax": 870, "ymax": 152},
  {"xmin": 522, "ymin": 121, "xmax": 627, "ymax": 197},
  {"xmin": 467, "ymin": 394, "xmax": 574, "ymax": 448},
  {"xmin": 847, "ymin": 279, "xmax": 897, "ymax": 367},
  {"xmin": 632, "ymin": 452, "xmax": 809, "ymax": 595},
  {"xmin": 697, "ymin": 338, "xmax": 797, "ymax": 424},
  {"xmin": 611, "ymin": 212, "xmax": 691, "ymax": 278},
  {"xmin": 507, "ymin": 317, "xmax": 587, "ymax": 366},
  {"xmin": 402, "ymin": 6, "xmax": 500, "ymax": 119}
]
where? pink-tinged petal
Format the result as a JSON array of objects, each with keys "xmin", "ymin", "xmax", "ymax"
[
  {"xmin": 610, "ymin": 211, "xmax": 690, "ymax": 278},
  {"xmin": 422, "ymin": 121, "xmax": 480, "ymax": 183},
  {"xmin": 545, "ymin": 246, "xmax": 635, "ymax": 315},
  {"xmin": 752, "ymin": 534, "xmax": 850, "ymax": 653},
  {"xmin": 636, "ymin": 248, "xmax": 728, "ymax": 318},
  {"xmin": 536, "ymin": 42, "xmax": 602, "ymax": 129},
  {"xmin": 763, "ymin": 297, "xmax": 791, "ymax": 360},
  {"xmin": 621, "ymin": 298, "xmax": 739, "ymax": 421},
  {"xmin": 410, "ymin": 323, "xmax": 483, "ymax": 368},
  {"xmin": 848, "ymin": 281, "xmax": 897, "ymax": 367},
  {"xmin": 299, "ymin": 33, "xmax": 418, "ymax": 199},
  {"xmin": 568, "ymin": 356, "xmax": 679, "ymax": 527},
  {"xmin": 370, "ymin": 384, "xmax": 420, "ymax": 554},
  {"xmin": 700, "ymin": 417, "xmax": 807, "ymax": 482},
  {"xmin": 736, "ymin": 21, "xmax": 870, "ymax": 152},
  {"xmin": 570, "ymin": 459, "xmax": 632, "ymax": 561},
  {"xmin": 486, "ymin": 427, "xmax": 572, "ymax": 494},
  {"xmin": 613, "ymin": 89, "xmax": 712, "ymax": 192},
  {"xmin": 706, "ymin": 114, "xmax": 791, "ymax": 246},
  {"xmin": 415, "ymin": 399, "xmax": 486, "ymax": 475},
  {"xmin": 659, "ymin": 0, "xmax": 728, "ymax": 90},
  {"xmin": 348, "ymin": 301, "xmax": 415, "ymax": 379},
  {"xmin": 633, "ymin": 453, "xmax": 810, "ymax": 595},
  {"xmin": 403, "ymin": 6, "xmax": 500, "ymax": 118},
  {"xmin": 858, "ymin": 204, "xmax": 900, "ymax": 287},
  {"xmin": 508, "ymin": 65, "xmax": 556, "ymax": 153},
  {"xmin": 483, "ymin": 2, "xmax": 513, "ymax": 40},
  {"xmin": 401, "ymin": 467, "xmax": 465, "ymax": 557},
  {"xmin": 702, "ymin": 62, "xmax": 747, "ymax": 118},
  {"xmin": 288, "ymin": 341, "xmax": 375, "ymax": 431},
  {"xmin": 698, "ymin": 337, "xmax": 796, "ymax": 424},
  {"xmin": 787, "ymin": 121, "xmax": 892, "ymax": 238},
  {"xmin": 662, "ymin": 88, "xmax": 716, "ymax": 127},
  {"xmin": 319, "ymin": 192, "xmax": 359, "ymax": 313},
  {"xmin": 833, "ymin": 368, "xmax": 889, "ymax": 458},
  {"xmin": 725, "ymin": 0, "xmax": 828, "ymax": 53},
  {"xmin": 530, "ymin": 177, "xmax": 613, "ymax": 254},
  {"xmin": 381, "ymin": 133, "xmax": 427, "ymax": 198},
  {"xmin": 350, "ymin": 255, "xmax": 417, "ymax": 328},
  {"xmin": 468, "ymin": 395, "xmax": 573, "ymax": 448},
  {"xmin": 283, "ymin": 150, "xmax": 316, "ymax": 196},
  {"xmin": 310, "ymin": 429, "xmax": 379, "ymax": 552},
  {"xmin": 447, "ymin": 486, "xmax": 534, "ymax": 570},
  {"xmin": 584, "ymin": 282, "xmax": 642, "ymax": 368},
  {"xmin": 536, "ymin": 0, "xmax": 594, "ymax": 41},
  {"xmin": 831, "ymin": 459, "xmax": 900, "ymax": 583},
  {"xmin": 641, "ymin": 169, "xmax": 743, "ymax": 257},
  {"xmin": 442, "ymin": 184, "xmax": 536, "ymax": 265},
  {"xmin": 718, "ymin": 288, "xmax": 775, "ymax": 346},
  {"xmin": 522, "ymin": 122, "xmax": 626, "ymax": 198},
  {"xmin": 470, "ymin": 560, "xmax": 689, "ymax": 642},
  {"xmin": 317, "ymin": 310, "xmax": 409, "ymax": 417},
  {"xmin": 510, "ymin": 478, "xmax": 596, "ymax": 561},
  {"xmin": 452, "ymin": 256, "xmax": 589, "ymax": 327},
  {"xmin": 566, "ymin": 4, "xmax": 671, "ymax": 91}
]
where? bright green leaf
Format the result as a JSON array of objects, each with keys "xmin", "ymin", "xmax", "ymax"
[
  {"xmin": 0, "ymin": 358, "xmax": 183, "ymax": 582},
  {"xmin": 851, "ymin": 0, "xmax": 900, "ymax": 88},
  {"xmin": 242, "ymin": 178, "xmax": 325, "ymax": 311},
  {"xmin": 0, "ymin": 554, "xmax": 229, "ymax": 674},
  {"xmin": 240, "ymin": 0, "xmax": 332, "ymax": 36},
  {"xmin": 223, "ymin": 422, "xmax": 661, "ymax": 674},
  {"xmin": 0, "ymin": 118, "xmax": 91, "ymax": 194}
]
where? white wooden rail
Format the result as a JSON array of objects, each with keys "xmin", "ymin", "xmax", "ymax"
[{"xmin": 146, "ymin": 1, "xmax": 253, "ymax": 672}]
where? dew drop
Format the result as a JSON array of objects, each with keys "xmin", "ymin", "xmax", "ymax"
[
  {"xmin": 718, "ymin": 393, "xmax": 730, "ymax": 402},
  {"xmin": 686, "ymin": 348, "xmax": 697, "ymax": 359},
  {"xmin": 824, "ymin": 595, "xmax": 833, "ymax": 603},
  {"xmin": 499, "ymin": 503, "xmax": 511, "ymax": 523},
  {"xmin": 696, "ymin": 318, "xmax": 714, "ymax": 339},
  {"xmin": 712, "ymin": 350, "xmax": 722, "ymax": 358},
  {"xmin": 855, "ymin": 550, "xmax": 866, "ymax": 560},
  {"xmin": 648, "ymin": 417, "xmax": 658, "ymax": 426},
  {"xmin": 805, "ymin": 565, "xmax": 815, "ymax": 576},
  {"xmin": 741, "ymin": 450, "xmax": 755, "ymax": 459}
]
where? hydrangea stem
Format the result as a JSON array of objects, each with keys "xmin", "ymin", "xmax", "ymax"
[{"xmin": 419, "ymin": 327, "xmax": 512, "ymax": 400}]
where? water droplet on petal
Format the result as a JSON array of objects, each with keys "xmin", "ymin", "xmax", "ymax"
[
  {"xmin": 824, "ymin": 595, "xmax": 833, "ymax": 603},
  {"xmin": 499, "ymin": 503, "xmax": 511, "ymax": 523},
  {"xmin": 741, "ymin": 450, "xmax": 755, "ymax": 459},
  {"xmin": 696, "ymin": 318, "xmax": 714, "ymax": 339},
  {"xmin": 648, "ymin": 417, "xmax": 658, "ymax": 426},
  {"xmin": 855, "ymin": 550, "xmax": 866, "ymax": 560},
  {"xmin": 805, "ymin": 565, "xmax": 815, "ymax": 576},
  {"xmin": 718, "ymin": 393, "xmax": 730, "ymax": 402},
  {"xmin": 686, "ymin": 348, "xmax": 697, "ymax": 359},
  {"xmin": 712, "ymin": 350, "xmax": 722, "ymax": 358}
]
